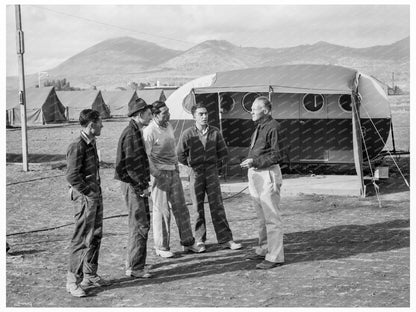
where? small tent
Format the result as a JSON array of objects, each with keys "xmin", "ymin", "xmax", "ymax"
[
  {"xmin": 56, "ymin": 90, "xmax": 111, "ymax": 120},
  {"xmin": 160, "ymin": 89, "xmax": 177, "ymax": 102},
  {"xmin": 101, "ymin": 90, "xmax": 138, "ymax": 117},
  {"xmin": 6, "ymin": 86, "xmax": 67, "ymax": 126},
  {"xmin": 136, "ymin": 89, "xmax": 165, "ymax": 105}
]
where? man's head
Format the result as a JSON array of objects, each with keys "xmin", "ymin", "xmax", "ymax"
[
  {"xmin": 151, "ymin": 101, "xmax": 170, "ymax": 127},
  {"xmin": 79, "ymin": 109, "xmax": 103, "ymax": 137},
  {"xmin": 191, "ymin": 103, "xmax": 208, "ymax": 128},
  {"xmin": 251, "ymin": 96, "xmax": 272, "ymax": 122},
  {"xmin": 129, "ymin": 99, "xmax": 152, "ymax": 126}
]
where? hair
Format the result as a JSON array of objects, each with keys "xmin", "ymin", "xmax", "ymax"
[
  {"xmin": 254, "ymin": 96, "xmax": 272, "ymax": 112},
  {"xmin": 79, "ymin": 109, "xmax": 101, "ymax": 127},
  {"xmin": 151, "ymin": 101, "xmax": 167, "ymax": 115},
  {"xmin": 191, "ymin": 103, "xmax": 208, "ymax": 116}
]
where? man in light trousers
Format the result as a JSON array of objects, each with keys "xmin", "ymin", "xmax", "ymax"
[
  {"xmin": 143, "ymin": 101, "xmax": 204, "ymax": 258},
  {"xmin": 241, "ymin": 96, "xmax": 285, "ymax": 269}
]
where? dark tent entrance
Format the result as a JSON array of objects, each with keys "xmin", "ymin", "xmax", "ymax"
[{"xmin": 193, "ymin": 91, "xmax": 357, "ymax": 165}]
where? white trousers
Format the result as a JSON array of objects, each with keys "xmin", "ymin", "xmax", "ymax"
[{"xmin": 248, "ymin": 164, "xmax": 284, "ymax": 263}]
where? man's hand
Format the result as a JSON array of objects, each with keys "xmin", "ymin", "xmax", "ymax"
[
  {"xmin": 140, "ymin": 188, "xmax": 151, "ymax": 198},
  {"xmin": 240, "ymin": 158, "xmax": 254, "ymax": 168}
]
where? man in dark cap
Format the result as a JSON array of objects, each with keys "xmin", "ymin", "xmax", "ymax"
[{"xmin": 115, "ymin": 98, "xmax": 153, "ymax": 278}]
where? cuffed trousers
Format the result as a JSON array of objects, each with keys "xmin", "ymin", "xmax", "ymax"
[
  {"xmin": 151, "ymin": 169, "xmax": 195, "ymax": 250},
  {"xmin": 248, "ymin": 165, "xmax": 284, "ymax": 263},
  {"xmin": 189, "ymin": 165, "xmax": 233, "ymax": 244},
  {"xmin": 68, "ymin": 192, "xmax": 103, "ymax": 279}
]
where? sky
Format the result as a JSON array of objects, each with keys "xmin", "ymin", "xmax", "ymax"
[{"xmin": 4, "ymin": 2, "xmax": 411, "ymax": 76}]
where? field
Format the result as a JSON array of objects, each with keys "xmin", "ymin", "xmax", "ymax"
[{"xmin": 5, "ymin": 95, "xmax": 411, "ymax": 307}]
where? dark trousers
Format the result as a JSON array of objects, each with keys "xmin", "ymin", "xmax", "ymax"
[
  {"xmin": 68, "ymin": 192, "xmax": 103, "ymax": 278},
  {"xmin": 121, "ymin": 182, "xmax": 150, "ymax": 271},
  {"xmin": 189, "ymin": 165, "xmax": 233, "ymax": 244}
]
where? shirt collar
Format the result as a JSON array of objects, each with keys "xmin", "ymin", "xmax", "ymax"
[
  {"xmin": 80, "ymin": 130, "xmax": 95, "ymax": 145},
  {"xmin": 194, "ymin": 124, "xmax": 209, "ymax": 135},
  {"xmin": 256, "ymin": 114, "xmax": 272, "ymax": 127}
]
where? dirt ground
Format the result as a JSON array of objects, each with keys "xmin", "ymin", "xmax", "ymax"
[
  {"xmin": 5, "ymin": 121, "xmax": 411, "ymax": 307},
  {"xmin": 6, "ymin": 161, "xmax": 410, "ymax": 308}
]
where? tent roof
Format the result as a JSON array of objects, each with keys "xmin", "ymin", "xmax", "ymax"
[
  {"xmin": 101, "ymin": 90, "xmax": 136, "ymax": 107},
  {"xmin": 56, "ymin": 90, "xmax": 101, "ymax": 108},
  {"xmin": 193, "ymin": 64, "xmax": 358, "ymax": 94},
  {"xmin": 6, "ymin": 87, "xmax": 55, "ymax": 110},
  {"xmin": 136, "ymin": 89, "xmax": 163, "ymax": 104}
]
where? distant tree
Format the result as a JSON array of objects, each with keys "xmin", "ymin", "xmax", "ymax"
[
  {"xmin": 127, "ymin": 81, "xmax": 139, "ymax": 90},
  {"xmin": 43, "ymin": 78, "xmax": 77, "ymax": 91},
  {"xmin": 138, "ymin": 82, "xmax": 150, "ymax": 90}
]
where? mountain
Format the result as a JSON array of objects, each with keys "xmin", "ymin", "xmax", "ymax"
[
  {"xmin": 49, "ymin": 36, "xmax": 181, "ymax": 76},
  {"xmin": 6, "ymin": 36, "xmax": 409, "ymax": 91}
]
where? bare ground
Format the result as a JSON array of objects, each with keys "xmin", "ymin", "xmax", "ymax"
[
  {"xmin": 5, "ymin": 121, "xmax": 410, "ymax": 307},
  {"xmin": 6, "ymin": 163, "xmax": 410, "ymax": 307}
]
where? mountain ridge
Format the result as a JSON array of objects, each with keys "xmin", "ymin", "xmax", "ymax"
[{"xmin": 6, "ymin": 36, "xmax": 409, "ymax": 91}]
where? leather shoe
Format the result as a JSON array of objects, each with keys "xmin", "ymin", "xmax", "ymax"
[{"xmin": 256, "ymin": 260, "xmax": 284, "ymax": 269}]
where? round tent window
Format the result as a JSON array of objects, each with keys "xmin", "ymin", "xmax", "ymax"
[
  {"xmin": 339, "ymin": 94, "xmax": 352, "ymax": 112},
  {"xmin": 220, "ymin": 94, "xmax": 235, "ymax": 114},
  {"xmin": 302, "ymin": 94, "xmax": 324, "ymax": 112},
  {"xmin": 242, "ymin": 92, "xmax": 261, "ymax": 112}
]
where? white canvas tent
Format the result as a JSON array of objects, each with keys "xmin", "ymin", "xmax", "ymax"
[{"xmin": 6, "ymin": 87, "xmax": 67, "ymax": 126}]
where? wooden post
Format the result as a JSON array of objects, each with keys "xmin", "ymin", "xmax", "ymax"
[{"xmin": 15, "ymin": 5, "xmax": 29, "ymax": 171}]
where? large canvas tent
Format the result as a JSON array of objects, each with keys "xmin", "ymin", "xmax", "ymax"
[
  {"xmin": 166, "ymin": 64, "xmax": 392, "ymax": 196},
  {"xmin": 6, "ymin": 86, "xmax": 67, "ymax": 126},
  {"xmin": 56, "ymin": 90, "xmax": 111, "ymax": 120},
  {"xmin": 101, "ymin": 90, "xmax": 138, "ymax": 117}
]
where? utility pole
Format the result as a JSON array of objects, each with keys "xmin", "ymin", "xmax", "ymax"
[{"xmin": 15, "ymin": 5, "xmax": 29, "ymax": 171}]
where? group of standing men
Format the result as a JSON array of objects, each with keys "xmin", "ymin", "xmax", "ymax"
[{"xmin": 65, "ymin": 96, "xmax": 284, "ymax": 297}]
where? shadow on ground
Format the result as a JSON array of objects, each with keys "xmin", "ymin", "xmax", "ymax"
[
  {"xmin": 6, "ymin": 153, "xmax": 66, "ymax": 163},
  {"xmin": 90, "ymin": 218, "xmax": 409, "ymax": 295}
]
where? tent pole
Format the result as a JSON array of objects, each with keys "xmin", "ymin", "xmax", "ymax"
[
  {"xmin": 217, "ymin": 92, "xmax": 223, "ymax": 133},
  {"xmin": 351, "ymin": 73, "xmax": 365, "ymax": 197},
  {"xmin": 15, "ymin": 5, "xmax": 29, "ymax": 172}
]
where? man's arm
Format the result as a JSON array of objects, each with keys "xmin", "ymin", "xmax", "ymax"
[
  {"xmin": 142, "ymin": 129, "xmax": 161, "ymax": 177},
  {"xmin": 216, "ymin": 130, "xmax": 228, "ymax": 163},
  {"xmin": 124, "ymin": 131, "xmax": 149, "ymax": 191},
  {"xmin": 66, "ymin": 142, "xmax": 94, "ymax": 196},
  {"xmin": 176, "ymin": 130, "xmax": 190, "ymax": 166}
]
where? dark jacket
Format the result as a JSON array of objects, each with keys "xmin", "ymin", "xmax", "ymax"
[
  {"xmin": 176, "ymin": 125, "xmax": 228, "ymax": 168},
  {"xmin": 114, "ymin": 119, "xmax": 150, "ymax": 191},
  {"xmin": 248, "ymin": 115, "xmax": 282, "ymax": 169},
  {"xmin": 66, "ymin": 134, "xmax": 100, "ymax": 197}
]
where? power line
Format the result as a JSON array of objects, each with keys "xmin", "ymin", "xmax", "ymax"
[{"xmin": 30, "ymin": 5, "xmax": 195, "ymax": 46}]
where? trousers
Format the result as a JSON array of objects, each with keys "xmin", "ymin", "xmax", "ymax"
[
  {"xmin": 151, "ymin": 169, "xmax": 195, "ymax": 250},
  {"xmin": 68, "ymin": 192, "xmax": 103, "ymax": 279},
  {"xmin": 189, "ymin": 165, "xmax": 233, "ymax": 244},
  {"xmin": 121, "ymin": 182, "xmax": 150, "ymax": 272},
  {"xmin": 248, "ymin": 165, "xmax": 284, "ymax": 263}
]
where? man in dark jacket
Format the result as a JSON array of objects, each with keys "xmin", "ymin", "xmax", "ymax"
[
  {"xmin": 176, "ymin": 103, "xmax": 242, "ymax": 251},
  {"xmin": 114, "ymin": 98, "xmax": 153, "ymax": 278},
  {"xmin": 66, "ymin": 109, "xmax": 106, "ymax": 297}
]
